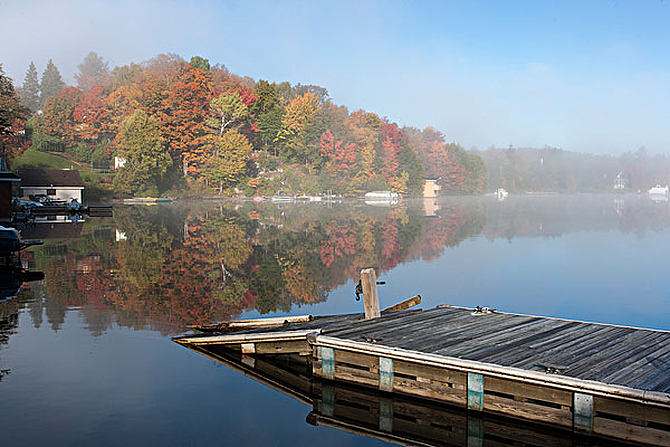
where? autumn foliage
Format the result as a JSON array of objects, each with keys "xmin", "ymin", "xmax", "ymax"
[{"xmin": 19, "ymin": 52, "xmax": 485, "ymax": 195}]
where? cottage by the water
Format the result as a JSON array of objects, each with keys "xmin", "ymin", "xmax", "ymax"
[
  {"xmin": 17, "ymin": 168, "xmax": 85, "ymax": 202},
  {"xmin": 423, "ymin": 178, "xmax": 441, "ymax": 198}
]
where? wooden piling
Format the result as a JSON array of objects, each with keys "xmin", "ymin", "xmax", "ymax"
[{"xmin": 360, "ymin": 268, "xmax": 380, "ymax": 319}]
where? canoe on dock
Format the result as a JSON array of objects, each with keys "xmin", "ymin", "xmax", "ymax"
[
  {"xmin": 185, "ymin": 343, "xmax": 652, "ymax": 447},
  {"xmin": 176, "ymin": 287, "xmax": 670, "ymax": 445}
]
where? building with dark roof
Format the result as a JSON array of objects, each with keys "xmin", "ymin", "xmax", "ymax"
[{"xmin": 17, "ymin": 168, "xmax": 84, "ymax": 202}]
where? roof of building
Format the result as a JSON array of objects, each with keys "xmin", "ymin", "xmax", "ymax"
[
  {"xmin": 17, "ymin": 168, "xmax": 84, "ymax": 188},
  {"xmin": 0, "ymin": 172, "xmax": 21, "ymax": 182}
]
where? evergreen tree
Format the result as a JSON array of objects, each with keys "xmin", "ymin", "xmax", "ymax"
[
  {"xmin": 40, "ymin": 59, "xmax": 65, "ymax": 106},
  {"xmin": 75, "ymin": 51, "xmax": 110, "ymax": 90},
  {"xmin": 20, "ymin": 62, "xmax": 40, "ymax": 112},
  {"xmin": 189, "ymin": 56, "xmax": 210, "ymax": 71}
]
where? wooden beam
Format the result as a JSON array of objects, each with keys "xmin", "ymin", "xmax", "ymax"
[
  {"xmin": 382, "ymin": 295, "xmax": 421, "ymax": 314},
  {"xmin": 360, "ymin": 268, "xmax": 380, "ymax": 319},
  {"xmin": 310, "ymin": 335, "xmax": 670, "ymax": 407},
  {"xmin": 190, "ymin": 315, "xmax": 313, "ymax": 332},
  {"xmin": 174, "ymin": 329, "xmax": 321, "ymax": 346}
]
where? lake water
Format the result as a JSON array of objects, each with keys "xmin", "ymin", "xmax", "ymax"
[{"xmin": 1, "ymin": 194, "xmax": 668, "ymax": 446}]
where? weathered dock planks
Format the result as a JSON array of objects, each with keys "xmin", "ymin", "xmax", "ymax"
[{"xmin": 175, "ymin": 304, "xmax": 670, "ymax": 445}]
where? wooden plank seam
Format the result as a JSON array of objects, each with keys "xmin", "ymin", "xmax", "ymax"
[
  {"xmin": 468, "ymin": 372, "xmax": 485, "ymax": 411},
  {"xmin": 573, "ymin": 392, "xmax": 593, "ymax": 433},
  {"xmin": 379, "ymin": 357, "xmax": 394, "ymax": 392}
]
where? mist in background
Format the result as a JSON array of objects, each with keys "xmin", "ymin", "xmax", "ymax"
[{"xmin": 2, "ymin": 0, "xmax": 670, "ymax": 154}]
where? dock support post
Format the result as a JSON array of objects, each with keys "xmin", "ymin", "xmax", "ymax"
[
  {"xmin": 379, "ymin": 357, "xmax": 394, "ymax": 392},
  {"xmin": 241, "ymin": 343, "xmax": 255, "ymax": 354},
  {"xmin": 320, "ymin": 346, "xmax": 335, "ymax": 380},
  {"xmin": 360, "ymin": 268, "xmax": 381, "ymax": 319},
  {"xmin": 573, "ymin": 392, "xmax": 593, "ymax": 433},
  {"xmin": 467, "ymin": 372, "xmax": 484, "ymax": 411}
]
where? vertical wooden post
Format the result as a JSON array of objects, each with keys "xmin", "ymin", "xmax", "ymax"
[{"xmin": 360, "ymin": 268, "xmax": 381, "ymax": 319}]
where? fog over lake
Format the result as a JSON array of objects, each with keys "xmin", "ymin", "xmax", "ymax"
[{"xmin": 1, "ymin": 195, "xmax": 668, "ymax": 445}]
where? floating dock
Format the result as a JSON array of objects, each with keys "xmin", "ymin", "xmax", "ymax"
[
  {"xmin": 184, "ymin": 344, "xmax": 654, "ymax": 447},
  {"xmin": 175, "ymin": 271, "xmax": 670, "ymax": 446}
]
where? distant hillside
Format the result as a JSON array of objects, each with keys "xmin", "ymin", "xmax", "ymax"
[
  {"xmin": 8, "ymin": 52, "xmax": 486, "ymax": 197},
  {"xmin": 477, "ymin": 147, "xmax": 670, "ymax": 193}
]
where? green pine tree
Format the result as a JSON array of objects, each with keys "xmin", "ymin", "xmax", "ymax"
[
  {"xmin": 75, "ymin": 51, "xmax": 109, "ymax": 90},
  {"xmin": 20, "ymin": 62, "xmax": 40, "ymax": 112},
  {"xmin": 40, "ymin": 59, "xmax": 65, "ymax": 106}
]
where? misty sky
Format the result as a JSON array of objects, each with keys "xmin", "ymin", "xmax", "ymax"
[{"xmin": 1, "ymin": 0, "xmax": 670, "ymax": 154}]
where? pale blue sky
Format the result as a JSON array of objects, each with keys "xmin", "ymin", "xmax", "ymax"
[{"xmin": 1, "ymin": 0, "xmax": 669, "ymax": 153}]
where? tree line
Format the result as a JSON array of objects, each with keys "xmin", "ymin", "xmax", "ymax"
[
  {"xmin": 3, "ymin": 52, "xmax": 486, "ymax": 196},
  {"xmin": 479, "ymin": 146, "xmax": 670, "ymax": 193}
]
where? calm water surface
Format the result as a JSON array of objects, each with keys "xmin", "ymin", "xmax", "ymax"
[{"xmin": 1, "ymin": 194, "xmax": 668, "ymax": 446}]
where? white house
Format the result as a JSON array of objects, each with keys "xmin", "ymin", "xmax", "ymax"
[
  {"xmin": 18, "ymin": 168, "xmax": 85, "ymax": 202},
  {"xmin": 114, "ymin": 156, "xmax": 127, "ymax": 170}
]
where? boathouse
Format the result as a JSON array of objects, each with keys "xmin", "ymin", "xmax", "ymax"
[
  {"xmin": 423, "ymin": 178, "xmax": 441, "ymax": 198},
  {"xmin": 17, "ymin": 168, "xmax": 84, "ymax": 202}
]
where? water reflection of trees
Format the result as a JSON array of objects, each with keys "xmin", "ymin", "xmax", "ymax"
[
  {"xmin": 9, "ymin": 202, "xmax": 481, "ymax": 335},
  {"xmin": 13, "ymin": 194, "xmax": 670, "ymax": 337}
]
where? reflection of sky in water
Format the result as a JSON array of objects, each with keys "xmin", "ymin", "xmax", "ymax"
[{"xmin": 1, "ymin": 195, "xmax": 669, "ymax": 445}]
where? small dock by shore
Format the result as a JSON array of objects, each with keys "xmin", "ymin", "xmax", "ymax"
[{"xmin": 175, "ymin": 270, "xmax": 670, "ymax": 446}]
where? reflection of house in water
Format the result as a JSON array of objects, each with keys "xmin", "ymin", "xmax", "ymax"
[
  {"xmin": 422, "ymin": 198, "xmax": 440, "ymax": 216},
  {"xmin": 18, "ymin": 222, "xmax": 84, "ymax": 241},
  {"xmin": 183, "ymin": 347, "xmax": 639, "ymax": 447}
]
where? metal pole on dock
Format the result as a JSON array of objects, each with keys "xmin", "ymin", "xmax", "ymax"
[{"xmin": 360, "ymin": 268, "xmax": 380, "ymax": 319}]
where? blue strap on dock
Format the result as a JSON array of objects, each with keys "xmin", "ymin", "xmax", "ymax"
[
  {"xmin": 573, "ymin": 392, "xmax": 593, "ymax": 433},
  {"xmin": 467, "ymin": 372, "xmax": 485, "ymax": 411},
  {"xmin": 320, "ymin": 347, "xmax": 335, "ymax": 380},
  {"xmin": 379, "ymin": 357, "xmax": 394, "ymax": 392}
]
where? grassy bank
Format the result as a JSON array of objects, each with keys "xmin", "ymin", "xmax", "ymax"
[{"xmin": 11, "ymin": 148, "xmax": 114, "ymax": 203}]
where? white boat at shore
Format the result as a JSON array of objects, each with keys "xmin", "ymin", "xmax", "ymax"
[
  {"xmin": 495, "ymin": 187, "xmax": 509, "ymax": 200},
  {"xmin": 270, "ymin": 191, "xmax": 295, "ymax": 202},
  {"xmin": 648, "ymin": 185, "xmax": 669, "ymax": 196},
  {"xmin": 364, "ymin": 191, "xmax": 399, "ymax": 207},
  {"xmin": 364, "ymin": 191, "xmax": 399, "ymax": 200}
]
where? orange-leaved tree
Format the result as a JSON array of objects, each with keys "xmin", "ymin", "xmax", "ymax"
[{"xmin": 160, "ymin": 64, "xmax": 212, "ymax": 176}]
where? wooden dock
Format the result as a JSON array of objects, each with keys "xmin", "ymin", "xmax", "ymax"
[
  {"xmin": 175, "ymin": 271, "xmax": 670, "ymax": 446},
  {"xmin": 184, "ymin": 344, "xmax": 650, "ymax": 447}
]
